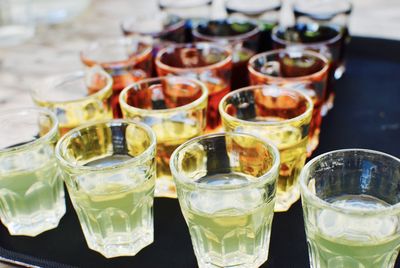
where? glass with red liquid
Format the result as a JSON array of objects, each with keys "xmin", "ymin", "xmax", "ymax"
[
  {"xmin": 81, "ymin": 36, "xmax": 153, "ymax": 118},
  {"xmin": 155, "ymin": 42, "xmax": 232, "ymax": 132},
  {"xmin": 192, "ymin": 19, "xmax": 260, "ymax": 90},
  {"xmin": 248, "ymin": 48, "xmax": 329, "ymax": 155},
  {"xmin": 271, "ymin": 23, "xmax": 342, "ymax": 114}
]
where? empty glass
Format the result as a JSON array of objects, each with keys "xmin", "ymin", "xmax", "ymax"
[{"xmin": 170, "ymin": 132, "xmax": 280, "ymax": 267}]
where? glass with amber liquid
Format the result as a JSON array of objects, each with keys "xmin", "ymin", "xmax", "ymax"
[
  {"xmin": 120, "ymin": 76, "xmax": 208, "ymax": 198},
  {"xmin": 31, "ymin": 67, "xmax": 113, "ymax": 136},
  {"xmin": 81, "ymin": 36, "xmax": 153, "ymax": 118},
  {"xmin": 248, "ymin": 48, "xmax": 329, "ymax": 155},
  {"xmin": 219, "ymin": 86, "xmax": 313, "ymax": 211},
  {"xmin": 192, "ymin": 19, "xmax": 260, "ymax": 90},
  {"xmin": 156, "ymin": 43, "xmax": 232, "ymax": 132}
]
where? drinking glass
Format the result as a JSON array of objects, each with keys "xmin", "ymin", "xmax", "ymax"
[
  {"xmin": 248, "ymin": 49, "xmax": 329, "ymax": 154},
  {"xmin": 300, "ymin": 149, "xmax": 400, "ymax": 268},
  {"xmin": 192, "ymin": 18, "xmax": 260, "ymax": 90},
  {"xmin": 224, "ymin": 0, "xmax": 282, "ymax": 52},
  {"xmin": 170, "ymin": 132, "xmax": 280, "ymax": 267},
  {"xmin": 56, "ymin": 120, "xmax": 157, "ymax": 258},
  {"xmin": 0, "ymin": 0, "xmax": 35, "ymax": 47},
  {"xmin": 155, "ymin": 42, "xmax": 232, "ymax": 131},
  {"xmin": 120, "ymin": 77, "xmax": 208, "ymax": 198},
  {"xmin": 219, "ymin": 86, "xmax": 313, "ymax": 212},
  {"xmin": 81, "ymin": 36, "xmax": 153, "ymax": 118},
  {"xmin": 0, "ymin": 108, "xmax": 65, "ymax": 236},
  {"xmin": 293, "ymin": 0, "xmax": 352, "ymax": 78},
  {"xmin": 31, "ymin": 66, "xmax": 113, "ymax": 136},
  {"xmin": 272, "ymin": 23, "xmax": 343, "ymax": 112}
]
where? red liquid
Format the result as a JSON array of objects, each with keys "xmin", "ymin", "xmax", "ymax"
[{"xmin": 207, "ymin": 85, "xmax": 231, "ymax": 131}]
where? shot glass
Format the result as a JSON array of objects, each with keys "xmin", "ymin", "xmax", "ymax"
[
  {"xmin": 156, "ymin": 42, "xmax": 232, "ymax": 131},
  {"xmin": 248, "ymin": 49, "xmax": 329, "ymax": 154},
  {"xmin": 293, "ymin": 0, "xmax": 352, "ymax": 77},
  {"xmin": 272, "ymin": 23, "xmax": 343, "ymax": 112},
  {"xmin": 224, "ymin": 0, "xmax": 282, "ymax": 52},
  {"xmin": 219, "ymin": 86, "xmax": 313, "ymax": 212},
  {"xmin": 192, "ymin": 18, "xmax": 260, "ymax": 90},
  {"xmin": 0, "ymin": 0, "xmax": 35, "ymax": 46},
  {"xmin": 120, "ymin": 77, "xmax": 208, "ymax": 198},
  {"xmin": 81, "ymin": 36, "xmax": 153, "ymax": 118},
  {"xmin": 300, "ymin": 149, "xmax": 400, "ymax": 268},
  {"xmin": 170, "ymin": 132, "xmax": 280, "ymax": 267},
  {"xmin": 31, "ymin": 67, "xmax": 113, "ymax": 136},
  {"xmin": 0, "ymin": 108, "xmax": 65, "ymax": 236},
  {"xmin": 56, "ymin": 120, "xmax": 157, "ymax": 258}
]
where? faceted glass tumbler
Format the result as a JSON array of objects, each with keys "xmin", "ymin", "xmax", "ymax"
[
  {"xmin": 0, "ymin": 108, "xmax": 65, "ymax": 236},
  {"xmin": 56, "ymin": 120, "xmax": 157, "ymax": 258},
  {"xmin": 300, "ymin": 149, "xmax": 400, "ymax": 268},
  {"xmin": 170, "ymin": 132, "xmax": 280, "ymax": 268}
]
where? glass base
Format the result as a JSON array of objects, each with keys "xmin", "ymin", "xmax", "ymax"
[
  {"xmin": 197, "ymin": 250, "xmax": 269, "ymax": 268},
  {"xmin": 275, "ymin": 187, "xmax": 300, "ymax": 212},
  {"xmin": 4, "ymin": 202, "xmax": 65, "ymax": 236},
  {"xmin": 155, "ymin": 178, "xmax": 177, "ymax": 198},
  {"xmin": 86, "ymin": 229, "xmax": 153, "ymax": 258},
  {"xmin": 307, "ymin": 130, "xmax": 321, "ymax": 157},
  {"xmin": 321, "ymin": 93, "xmax": 335, "ymax": 117}
]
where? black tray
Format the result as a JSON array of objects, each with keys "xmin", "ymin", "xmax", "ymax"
[{"xmin": 1, "ymin": 36, "xmax": 400, "ymax": 268}]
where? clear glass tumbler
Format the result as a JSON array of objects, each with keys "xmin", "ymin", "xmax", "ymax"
[
  {"xmin": 31, "ymin": 66, "xmax": 113, "ymax": 136},
  {"xmin": 300, "ymin": 149, "xmax": 400, "ymax": 268},
  {"xmin": 170, "ymin": 132, "xmax": 280, "ymax": 267},
  {"xmin": 248, "ymin": 48, "xmax": 329, "ymax": 154},
  {"xmin": 219, "ymin": 86, "xmax": 313, "ymax": 212},
  {"xmin": 119, "ymin": 76, "xmax": 208, "ymax": 198},
  {"xmin": 56, "ymin": 120, "xmax": 157, "ymax": 258},
  {"xmin": 0, "ymin": 108, "xmax": 65, "ymax": 236}
]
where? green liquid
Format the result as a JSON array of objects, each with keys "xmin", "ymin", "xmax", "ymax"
[
  {"xmin": 180, "ymin": 173, "xmax": 275, "ymax": 267},
  {"xmin": 68, "ymin": 155, "xmax": 155, "ymax": 258},
  {"xmin": 0, "ymin": 160, "xmax": 65, "ymax": 236},
  {"xmin": 307, "ymin": 195, "xmax": 400, "ymax": 268}
]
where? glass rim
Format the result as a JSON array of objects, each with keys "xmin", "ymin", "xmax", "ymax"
[
  {"xmin": 170, "ymin": 132, "xmax": 280, "ymax": 190},
  {"xmin": 271, "ymin": 23, "xmax": 343, "ymax": 47},
  {"xmin": 31, "ymin": 69, "xmax": 113, "ymax": 105},
  {"xmin": 0, "ymin": 107, "xmax": 59, "ymax": 154},
  {"xmin": 155, "ymin": 42, "xmax": 233, "ymax": 73},
  {"xmin": 192, "ymin": 18, "xmax": 261, "ymax": 43},
  {"xmin": 55, "ymin": 119, "xmax": 157, "ymax": 172},
  {"xmin": 248, "ymin": 48, "xmax": 330, "ymax": 82},
  {"xmin": 225, "ymin": 0, "xmax": 282, "ymax": 14},
  {"xmin": 158, "ymin": 0, "xmax": 212, "ymax": 9},
  {"xmin": 293, "ymin": 0, "xmax": 353, "ymax": 18},
  {"xmin": 219, "ymin": 85, "xmax": 314, "ymax": 127},
  {"xmin": 121, "ymin": 14, "xmax": 186, "ymax": 37},
  {"xmin": 80, "ymin": 36, "xmax": 153, "ymax": 67},
  {"xmin": 119, "ymin": 76, "xmax": 209, "ymax": 115},
  {"xmin": 299, "ymin": 148, "xmax": 400, "ymax": 216}
]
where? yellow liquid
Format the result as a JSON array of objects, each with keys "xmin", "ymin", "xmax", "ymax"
[{"xmin": 152, "ymin": 121, "xmax": 202, "ymax": 198}]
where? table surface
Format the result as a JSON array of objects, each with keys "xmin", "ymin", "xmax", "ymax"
[{"xmin": 0, "ymin": 0, "xmax": 400, "ymax": 267}]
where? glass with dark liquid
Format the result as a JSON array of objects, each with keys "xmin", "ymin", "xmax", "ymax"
[
  {"xmin": 155, "ymin": 42, "xmax": 232, "ymax": 132},
  {"xmin": 224, "ymin": 0, "xmax": 282, "ymax": 52},
  {"xmin": 192, "ymin": 19, "xmax": 260, "ymax": 90},
  {"xmin": 81, "ymin": 36, "xmax": 153, "ymax": 118},
  {"xmin": 272, "ymin": 23, "xmax": 342, "ymax": 113},
  {"xmin": 248, "ymin": 48, "xmax": 329, "ymax": 155},
  {"xmin": 120, "ymin": 77, "xmax": 208, "ymax": 198}
]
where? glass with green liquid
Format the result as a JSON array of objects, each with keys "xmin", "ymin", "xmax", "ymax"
[
  {"xmin": 0, "ymin": 108, "xmax": 65, "ymax": 236},
  {"xmin": 300, "ymin": 149, "xmax": 400, "ymax": 268},
  {"xmin": 170, "ymin": 132, "xmax": 280, "ymax": 267},
  {"xmin": 56, "ymin": 120, "xmax": 156, "ymax": 258}
]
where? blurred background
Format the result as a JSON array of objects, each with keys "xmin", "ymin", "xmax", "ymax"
[{"xmin": 0, "ymin": 0, "xmax": 399, "ymax": 109}]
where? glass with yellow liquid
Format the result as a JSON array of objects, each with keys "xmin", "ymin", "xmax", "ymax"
[
  {"xmin": 55, "ymin": 120, "xmax": 157, "ymax": 258},
  {"xmin": 31, "ymin": 66, "xmax": 113, "ymax": 136},
  {"xmin": 170, "ymin": 132, "xmax": 280, "ymax": 268},
  {"xmin": 300, "ymin": 149, "xmax": 400, "ymax": 268},
  {"xmin": 119, "ymin": 76, "xmax": 208, "ymax": 198},
  {"xmin": 0, "ymin": 108, "xmax": 65, "ymax": 236},
  {"xmin": 219, "ymin": 85, "xmax": 313, "ymax": 212}
]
